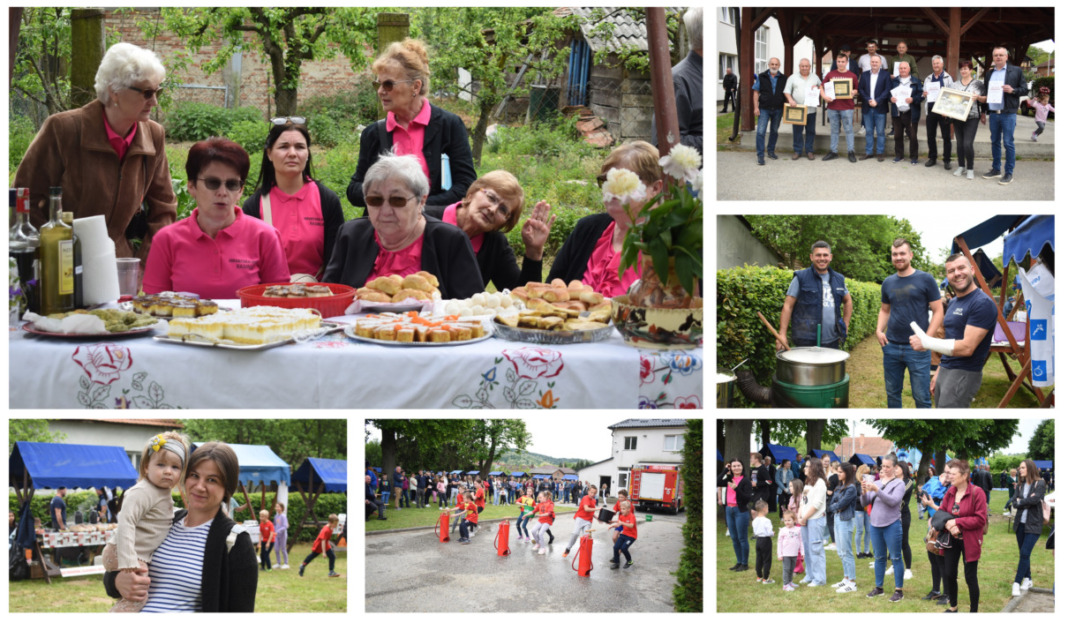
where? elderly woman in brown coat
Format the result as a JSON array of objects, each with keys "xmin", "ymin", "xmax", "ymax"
[{"xmin": 14, "ymin": 42, "xmax": 177, "ymax": 259}]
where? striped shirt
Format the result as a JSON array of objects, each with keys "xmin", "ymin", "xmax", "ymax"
[{"xmin": 142, "ymin": 517, "xmax": 211, "ymax": 612}]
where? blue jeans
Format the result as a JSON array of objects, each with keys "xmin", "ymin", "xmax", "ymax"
[
  {"xmin": 871, "ymin": 519, "xmax": 904, "ymax": 589},
  {"xmin": 460, "ymin": 519, "xmax": 474, "ymax": 540},
  {"xmin": 792, "ymin": 111, "xmax": 816, "ymax": 155},
  {"xmin": 1015, "ymin": 524, "xmax": 1041, "ymax": 583},
  {"xmin": 756, "ymin": 108, "xmax": 782, "ymax": 158},
  {"xmin": 854, "ymin": 512, "xmax": 872, "ymax": 554},
  {"xmin": 613, "ymin": 534, "xmax": 636, "ymax": 563},
  {"xmin": 834, "ymin": 512, "xmax": 857, "ymax": 580},
  {"xmin": 827, "ymin": 108, "xmax": 854, "ymax": 154},
  {"xmin": 988, "ymin": 112, "xmax": 1017, "ymax": 174},
  {"xmin": 380, "ymin": 490, "xmax": 390, "ymax": 505},
  {"xmin": 726, "ymin": 505, "xmax": 750, "ymax": 565},
  {"xmin": 862, "ymin": 109, "xmax": 887, "ymax": 154},
  {"xmin": 801, "ymin": 515, "xmax": 827, "ymax": 585},
  {"xmin": 883, "ymin": 341, "xmax": 932, "ymax": 408}
]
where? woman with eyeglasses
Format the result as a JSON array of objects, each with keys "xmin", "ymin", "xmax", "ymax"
[
  {"xmin": 423, "ymin": 171, "xmax": 554, "ymax": 290},
  {"xmin": 546, "ymin": 141, "xmax": 663, "ymax": 297},
  {"xmin": 346, "ymin": 38, "xmax": 476, "ymax": 211},
  {"xmin": 14, "ymin": 42, "xmax": 177, "ymax": 261},
  {"xmin": 324, "ymin": 152, "xmax": 482, "ymax": 299},
  {"xmin": 142, "ymin": 138, "xmax": 289, "ymax": 298},
  {"xmin": 241, "ymin": 119, "xmax": 344, "ymax": 282}
]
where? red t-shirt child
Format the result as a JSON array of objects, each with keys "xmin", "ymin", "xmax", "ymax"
[
  {"xmin": 465, "ymin": 501, "xmax": 479, "ymax": 524},
  {"xmin": 259, "ymin": 520, "xmax": 276, "ymax": 545},
  {"xmin": 539, "ymin": 500, "xmax": 555, "ymax": 524},
  {"xmin": 576, "ymin": 495, "xmax": 598, "ymax": 521},
  {"xmin": 474, "ymin": 486, "xmax": 485, "ymax": 511},
  {"xmin": 311, "ymin": 523, "xmax": 334, "ymax": 554},
  {"xmin": 617, "ymin": 510, "xmax": 638, "ymax": 539}
]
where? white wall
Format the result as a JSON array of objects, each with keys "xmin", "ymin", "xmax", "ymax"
[
  {"xmin": 611, "ymin": 426, "xmax": 686, "ymax": 465},
  {"xmin": 47, "ymin": 420, "xmax": 177, "ymax": 470},
  {"xmin": 717, "ymin": 9, "xmax": 815, "ymax": 101}
]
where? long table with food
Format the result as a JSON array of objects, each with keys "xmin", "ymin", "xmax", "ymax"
[{"xmin": 9, "ymin": 279, "xmax": 703, "ymax": 409}]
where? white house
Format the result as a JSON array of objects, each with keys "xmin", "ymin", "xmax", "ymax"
[
  {"xmin": 576, "ymin": 419, "xmax": 687, "ymax": 496},
  {"xmin": 46, "ymin": 418, "xmax": 184, "ymax": 471},
  {"xmin": 717, "ymin": 8, "xmax": 815, "ymax": 105}
]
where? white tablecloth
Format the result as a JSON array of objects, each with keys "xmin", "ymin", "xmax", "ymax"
[{"xmin": 9, "ymin": 307, "xmax": 703, "ymax": 409}]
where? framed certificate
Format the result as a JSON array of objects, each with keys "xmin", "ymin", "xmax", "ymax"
[
  {"xmin": 832, "ymin": 78, "xmax": 853, "ymax": 99},
  {"xmin": 931, "ymin": 87, "xmax": 975, "ymax": 122},
  {"xmin": 783, "ymin": 104, "xmax": 807, "ymax": 125}
]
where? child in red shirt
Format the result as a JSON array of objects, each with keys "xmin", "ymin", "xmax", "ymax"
[
  {"xmin": 450, "ymin": 493, "xmax": 479, "ymax": 544},
  {"xmin": 299, "ymin": 514, "xmax": 340, "ymax": 578},
  {"xmin": 610, "ymin": 499, "xmax": 638, "ymax": 569},
  {"xmin": 610, "ymin": 489, "xmax": 629, "ymax": 544},
  {"xmin": 258, "ymin": 509, "xmax": 276, "ymax": 571},
  {"xmin": 531, "ymin": 492, "xmax": 555, "ymax": 555}
]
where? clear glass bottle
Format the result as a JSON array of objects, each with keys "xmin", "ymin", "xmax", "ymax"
[
  {"xmin": 9, "ymin": 187, "xmax": 40, "ymax": 314},
  {"xmin": 38, "ymin": 187, "xmax": 75, "ymax": 315}
]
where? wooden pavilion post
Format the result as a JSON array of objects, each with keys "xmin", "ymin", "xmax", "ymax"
[
  {"xmin": 646, "ymin": 8, "xmax": 679, "ymax": 154},
  {"xmin": 740, "ymin": 8, "xmax": 755, "ymax": 131},
  {"xmin": 946, "ymin": 8, "xmax": 961, "ymax": 76},
  {"xmin": 779, "ymin": 9, "xmax": 794, "ymax": 74}
]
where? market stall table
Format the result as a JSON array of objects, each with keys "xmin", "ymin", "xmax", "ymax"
[{"xmin": 9, "ymin": 303, "xmax": 703, "ymax": 409}]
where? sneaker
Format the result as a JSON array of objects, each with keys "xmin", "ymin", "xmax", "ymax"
[
  {"xmin": 982, "ymin": 168, "xmax": 1001, "ymax": 179},
  {"xmin": 953, "ymin": 167, "xmax": 965, "ymax": 176},
  {"xmin": 1003, "ymin": 511, "xmax": 1013, "ymax": 517},
  {"xmin": 848, "ymin": 152, "xmax": 857, "ymax": 163},
  {"xmin": 729, "ymin": 563, "xmax": 741, "ymax": 571},
  {"xmin": 833, "ymin": 579, "xmax": 850, "ymax": 588},
  {"xmin": 860, "ymin": 153, "xmax": 873, "ymax": 160},
  {"xmin": 886, "ymin": 567, "xmax": 894, "ymax": 576},
  {"xmin": 1032, "ymin": 132, "xmax": 1038, "ymax": 142},
  {"xmin": 761, "ymin": 578, "xmax": 773, "ymax": 584},
  {"xmin": 757, "ymin": 158, "xmax": 765, "ymax": 166},
  {"xmin": 272, "ymin": 564, "xmax": 280, "ymax": 569},
  {"xmin": 736, "ymin": 564, "xmax": 750, "ymax": 572},
  {"xmin": 925, "ymin": 158, "xmax": 937, "ymax": 167},
  {"xmin": 889, "ymin": 590, "xmax": 904, "ymax": 602},
  {"xmin": 807, "ymin": 153, "xmax": 816, "ymax": 160},
  {"xmin": 904, "ymin": 569, "xmax": 913, "ymax": 580},
  {"xmin": 563, "ymin": 549, "xmax": 570, "ymax": 558},
  {"xmin": 807, "ymin": 581, "xmax": 825, "ymax": 587},
  {"xmin": 877, "ymin": 154, "xmax": 885, "ymax": 162},
  {"xmin": 945, "ymin": 161, "xmax": 952, "ymax": 170},
  {"xmin": 867, "ymin": 587, "xmax": 885, "ymax": 598},
  {"xmin": 610, "ymin": 561, "xmax": 620, "ymax": 569},
  {"xmin": 966, "ymin": 170, "xmax": 974, "ymax": 180},
  {"xmin": 910, "ymin": 159, "xmax": 918, "ymax": 165},
  {"xmin": 624, "ymin": 561, "xmax": 634, "ymax": 569},
  {"xmin": 893, "ymin": 157, "xmax": 904, "ymax": 163},
  {"xmin": 756, "ymin": 577, "xmax": 765, "ymax": 583},
  {"xmin": 999, "ymin": 173, "xmax": 1014, "ymax": 185},
  {"xmin": 922, "ymin": 590, "xmax": 941, "ymax": 601},
  {"xmin": 328, "ymin": 572, "xmax": 341, "ymax": 578},
  {"xmin": 937, "ymin": 595, "xmax": 950, "ymax": 605},
  {"xmin": 298, "ymin": 565, "xmax": 305, "ymax": 577},
  {"xmin": 539, "ymin": 548, "xmax": 548, "ymax": 555},
  {"xmin": 1021, "ymin": 577, "xmax": 1033, "ymax": 591},
  {"xmin": 822, "ymin": 152, "xmax": 839, "ymax": 161},
  {"xmin": 1012, "ymin": 582, "xmax": 1021, "ymax": 596},
  {"xmin": 784, "ymin": 585, "xmax": 795, "ymax": 592},
  {"xmin": 826, "ymin": 543, "xmax": 837, "ymax": 551},
  {"xmin": 281, "ymin": 564, "xmax": 289, "ymax": 569},
  {"xmin": 768, "ymin": 152, "xmax": 778, "ymax": 160},
  {"xmin": 789, "ymin": 582, "xmax": 800, "ymax": 589},
  {"xmin": 869, "ymin": 561, "xmax": 876, "ymax": 568},
  {"xmin": 837, "ymin": 583, "xmax": 857, "ymax": 593}
]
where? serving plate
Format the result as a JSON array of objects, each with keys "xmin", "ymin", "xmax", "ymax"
[
  {"xmin": 492, "ymin": 320, "xmax": 613, "ymax": 345},
  {"xmin": 342, "ymin": 324, "xmax": 492, "ymax": 347},
  {"xmin": 153, "ymin": 321, "xmax": 346, "ymax": 350},
  {"xmin": 21, "ymin": 324, "xmax": 158, "ymax": 339}
]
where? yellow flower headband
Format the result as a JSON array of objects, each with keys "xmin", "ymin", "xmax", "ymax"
[{"xmin": 148, "ymin": 434, "xmax": 187, "ymax": 469}]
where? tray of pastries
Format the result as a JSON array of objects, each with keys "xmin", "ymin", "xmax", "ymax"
[
  {"xmin": 130, "ymin": 292, "xmax": 220, "ymax": 318},
  {"xmin": 345, "ymin": 311, "xmax": 491, "ymax": 346},
  {"xmin": 155, "ymin": 306, "xmax": 341, "ymax": 350},
  {"xmin": 493, "ymin": 279, "xmax": 613, "ymax": 344}
]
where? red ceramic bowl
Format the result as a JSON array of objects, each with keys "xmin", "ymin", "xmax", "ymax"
[{"xmin": 237, "ymin": 282, "xmax": 356, "ymax": 318}]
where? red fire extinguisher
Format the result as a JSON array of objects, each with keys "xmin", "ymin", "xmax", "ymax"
[
  {"xmin": 494, "ymin": 521, "xmax": 511, "ymax": 556},
  {"xmin": 571, "ymin": 533, "xmax": 594, "ymax": 576},
  {"xmin": 436, "ymin": 512, "xmax": 450, "ymax": 543}
]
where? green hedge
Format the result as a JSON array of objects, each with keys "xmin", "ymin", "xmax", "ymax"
[
  {"xmin": 716, "ymin": 264, "xmax": 882, "ymax": 389},
  {"xmin": 164, "ymin": 102, "xmax": 263, "ymax": 143}
]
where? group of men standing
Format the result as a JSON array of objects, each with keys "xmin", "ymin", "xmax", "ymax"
[
  {"xmin": 778, "ymin": 239, "xmax": 998, "ymax": 408},
  {"xmin": 748, "ymin": 40, "xmax": 1028, "ymax": 184}
]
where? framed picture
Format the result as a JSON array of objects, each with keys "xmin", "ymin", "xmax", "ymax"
[
  {"xmin": 783, "ymin": 104, "xmax": 807, "ymax": 125},
  {"xmin": 931, "ymin": 87, "xmax": 975, "ymax": 122},
  {"xmin": 832, "ymin": 78, "xmax": 853, "ymax": 99}
]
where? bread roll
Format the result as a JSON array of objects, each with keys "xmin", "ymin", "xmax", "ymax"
[
  {"xmin": 368, "ymin": 276, "xmax": 401, "ymax": 295},
  {"xmin": 541, "ymin": 287, "xmax": 570, "ymax": 303},
  {"xmin": 392, "ymin": 288, "xmax": 431, "ymax": 303},
  {"xmin": 416, "ymin": 271, "xmax": 440, "ymax": 288},
  {"xmin": 357, "ymin": 288, "xmax": 392, "ymax": 303},
  {"xmin": 401, "ymin": 274, "xmax": 434, "ymax": 292},
  {"xmin": 578, "ymin": 291, "xmax": 604, "ymax": 306}
]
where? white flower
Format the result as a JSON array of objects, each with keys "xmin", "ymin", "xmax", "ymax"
[
  {"xmin": 602, "ymin": 167, "xmax": 647, "ymax": 204},
  {"xmin": 659, "ymin": 144, "xmax": 702, "ymax": 183}
]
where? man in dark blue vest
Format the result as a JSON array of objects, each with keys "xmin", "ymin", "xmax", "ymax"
[
  {"xmin": 777, "ymin": 240, "xmax": 853, "ymax": 349},
  {"xmin": 752, "ymin": 57, "xmax": 786, "ymax": 165}
]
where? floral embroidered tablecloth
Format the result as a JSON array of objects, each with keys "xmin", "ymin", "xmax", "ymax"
[{"xmin": 9, "ymin": 321, "xmax": 702, "ymax": 409}]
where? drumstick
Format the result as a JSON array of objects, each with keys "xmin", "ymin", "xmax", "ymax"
[{"xmin": 757, "ymin": 311, "xmax": 791, "ymax": 350}]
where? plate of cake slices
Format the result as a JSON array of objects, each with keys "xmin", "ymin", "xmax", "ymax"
[
  {"xmin": 154, "ymin": 306, "xmax": 343, "ymax": 350},
  {"xmin": 343, "ymin": 311, "xmax": 492, "ymax": 346}
]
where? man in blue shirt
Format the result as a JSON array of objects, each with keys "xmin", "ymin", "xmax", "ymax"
[
  {"xmin": 778, "ymin": 241, "xmax": 853, "ymax": 349},
  {"xmin": 49, "ymin": 487, "xmax": 68, "ymax": 531},
  {"xmin": 875, "ymin": 238, "xmax": 944, "ymax": 408},
  {"xmin": 979, "ymin": 46, "xmax": 1029, "ymax": 185},
  {"xmin": 909, "ymin": 254, "xmax": 998, "ymax": 408}
]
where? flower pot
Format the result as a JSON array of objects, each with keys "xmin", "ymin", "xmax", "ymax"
[{"xmin": 610, "ymin": 295, "xmax": 703, "ymax": 350}]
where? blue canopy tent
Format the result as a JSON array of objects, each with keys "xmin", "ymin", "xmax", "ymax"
[
  {"xmin": 489, "ymin": 471, "xmax": 505, "ymax": 476},
  {"xmin": 532, "ymin": 474, "xmax": 551, "ymax": 479},
  {"xmin": 290, "ymin": 458, "xmax": 346, "ymax": 550},
  {"xmin": 511, "ymin": 471, "xmax": 528, "ymax": 477},
  {"xmin": 563, "ymin": 474, "xmax": 579, "ymax": 480},
  {"xmin": 760, "ymin": 443, "xmax": 798, "ymax": 464},
  {"xmin": 450, "ymin": 470, "xmax": 463, "ymax": 475},
  {"xmin": 809, "ymin": 449, "xmax": 839, "ymax": 462},
  {"xmin": 466, "ymin": 470, "xmax": 479, "ymax": 476},
  {"xmin": 849, "ymin": 453, "xmax": 876, "ymax": 467},
  {"xmin": 1003, "ymin": 214, "xmax": 1055, "ymax": 403},
  {"xmin": 193, "ymin": 442, "xmax": 290, "ymax": 519}
]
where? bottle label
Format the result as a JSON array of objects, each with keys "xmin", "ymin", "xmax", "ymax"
[{"xmin": 58, "ymin": 240, "xmax": 74, "ymax": 295}]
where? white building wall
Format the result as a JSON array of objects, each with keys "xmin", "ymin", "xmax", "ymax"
[
  {"xmin": 717, "ymin": 9, "xmax": 814, "ymax": 102},
  {"xmin": 46, "ymin": 420, "xmax": 177, "ymax": 469}
]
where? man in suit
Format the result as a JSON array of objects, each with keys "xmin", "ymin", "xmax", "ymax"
[
  {"xmin": 722, "ymin": 66, "xmax": 738, "ymax": 113},
  {"xmin": 979, "ymin": 46, "xmax": 1029, "ymax": 185},
  {"xmin": 859, "ymin": 54, "xmax": 891, "ymax": 161},
  {"xmin": 923, "ymin": 55, "xmax": 956, "ymax": 169}
]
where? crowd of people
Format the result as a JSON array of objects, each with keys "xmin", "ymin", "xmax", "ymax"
[
  {"xmin": 14, "ymin": 7, "xmax": 705, "ymax": 303},
  {"xmin": 719, "ymin": 452, "xmax": 1055, "ymax": 612},
  {"xmin": 747, "ymin": 40, "xmax": 1050, "ymax": 186}
]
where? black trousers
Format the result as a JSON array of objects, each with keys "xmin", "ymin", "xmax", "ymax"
[
  {"xmin": 943, "ymin": 537, "xmax": 979, "ymax": 612},
  {"xmin": 928, "ymin": 549, "xmax": 944, "ymax": 593},
  {"xmin": 260, "ymin": 541, "xmax": 274, "ymax": 569},
  {"xmin": 901, "ymin": 511, "xmax": 912, "ymax": 569},
  {"xmin": 755, "ymin": 536, "xmax": 773, "ymax": 580},
  {"xmin": 893, "ymin": 116, "xmax": 919, "ymax": 160},
  {"xmin": 303, "ymin": 548, "xmax": 336, "ymax": 572},
  {"xmin": 722, "ymin": 89, "xmax": 736, "ymax": 112},
  {"xmin": 827, "ymin": 505, "xmax": 835, "ymax": 543},
  {"xmin": 952, "ymin": 117, "xmax": 980, "ymax": 169},
  {"xmin": 926, "ymin": 110, "xmax": 953, "ymax": 161}
]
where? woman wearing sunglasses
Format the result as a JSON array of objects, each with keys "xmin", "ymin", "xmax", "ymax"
[
  {"xmin": 324, "ymin": 152, "xmax": 482, "ymax": 299},
  {"xmin": 242, "ymin": 119, "xmax": 344, "ymax": 282},
  {"xmin": 14, "ymin": 42, "xmax": 177, "ymax": 261},
  {"xmin": 346, "ymin": 38, "xmax": 476, "ymax": 211},
  {"xmin": 142, "ymin": 138, "xmax": 289, "ymax": 298},
  {"xmin": 547, "ymin": 141, "xmax": 663, "ymax": 296},
  {"xmin": 423, "ymin": 171, "xmax": 554, "ymax": 291}
]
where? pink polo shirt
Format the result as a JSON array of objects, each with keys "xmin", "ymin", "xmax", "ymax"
[
  {"xmin": 726, "ymin": 476, "xmax": 743, "ymax": 506},
  {"xmin": 582, "ymin": 221, "xmax": 640, "ymax": 297},
  {"xmin": 261, "ymin": 181, "xmax": 325, "ymax": 276},
  {"xmin": 143, "ymin": 207, "xmax": 290, "ymax": 299},
  {"xmin": 441, "ymin": 201, "xmax": 483, "ymax": 254},
  {"xmin": 368, "ymin": 231, "xmax": 424, "ymax": 281},
  {"xmin": 102, "ymin": 109, "xmax": 138, "ymax": 161},
  {"xmin": 387, "ymin": 98, "xmax": 432, "ymax": 183}
]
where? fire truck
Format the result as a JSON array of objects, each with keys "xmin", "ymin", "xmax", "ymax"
[{"xmin": 629, "ymin": 464, "xmax": 684, "ymax": 514}]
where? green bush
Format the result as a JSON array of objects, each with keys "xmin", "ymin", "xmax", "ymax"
[
  {"xmin": 9, "ymin": 114, "xmax": 37, "ymax": 169},
  {"xmin": 673, "ymin": 419, "xmax": 702, "ymax": 612},
  {"xmin": 1032, "ymin": 76, "xmax": 1054, "ymax": 100},
  {"xmin": 164, "ymin": 102, "xmax": 264, "ymax": 143},
  {"xmin": 229, "ymin": 120, "xmax": 267, "ymax": 156},
  {"xmin": 300, "ymin": 86, "xmax": 379, "ymax": 148}
]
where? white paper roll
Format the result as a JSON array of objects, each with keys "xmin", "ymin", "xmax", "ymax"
[
  {"xmin": 81, "ymin": 249, "xmax": 121, "ymax": 306},
  {"xmin": 73, "ymin": 215, "xmax": 116, "ymax": 257}
]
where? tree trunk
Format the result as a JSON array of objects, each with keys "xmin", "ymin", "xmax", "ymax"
[
  {"xmin": 806, "ymin": 420, "xmax": 826, "ymax": 454},
  {"xmin": 470, "ymin": 100, "xmax": 493, "ymax": 167},
  {"xmin": 69, "ymin": 9, "xmax": 104, "ymax": 108},
  {"xmin": 723, "ymin": 419, "xmax": 752, "ymax": 476},
  {"xmin": 917, "ymin": 448, "xmax": 932, "ymax": 486},
  {"xmin": 716, "ymin": 418, "xmax": 726, "ymax": 470},
  {"xmin": 759, "ymin": 420, "xmax": 771, "ymax": 449},
  {"xmin": 275, "ymin": 86, "xmax": 298, "ymax": 117},
  {"xmin": 381, "ymin": 426, "xmax": 397, "ymax": 483}
]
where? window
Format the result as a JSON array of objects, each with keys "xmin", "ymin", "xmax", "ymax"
[
  {"xmin": 755, "ymin": 26, "xmax": 769, "ymax": 74},
  {"xmin": 719, "ymin": 54, "xmax": 736, "ymax": 81},
  {"xmin": 720, "ymin": 7, "xmax": 735, "ymax": 26},
  {"xmin": 618, "ymin": 471, "xmax": 629, "ymax": 491},
  {"xmin": 663, "ymin": 435, "xmax": 685, "ymax": 452},
  {"xmin": 624, "ymin": 436, "xmax": 637, "ymax": 450}
]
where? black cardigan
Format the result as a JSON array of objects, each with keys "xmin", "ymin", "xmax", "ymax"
[
  {"xmin": 718, "ymin": 470, "xmax": 754, "ymax": 509},
  {"xmin": 346, "ymin": 104, "xmax": 477, "ymax": 209},
  {"xmin": 1012, "ymin": 479, "xmax": 1047, "ymax": 535},
  {"xmin": 241, "ymin": 180, "xmax": 345, "ymax": 278},
  {"xmin": 547, "ymin": 213, "xmax": 613, "ymax": 284},
  {"xmin": 322, "ymin": 215, "xmax": 483, "ymax": 299},
  {"xmin": 423, "ymin": 204, "xmax": 542, "ymax": 291},
  {"xmin": 104, "ymin": 508, "xmax": 258, "ymax": 612}
]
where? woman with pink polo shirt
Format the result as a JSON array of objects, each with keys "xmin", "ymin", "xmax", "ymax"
[
  {"xmin": 346, "ymin": 38, "xmax": 476, "ymax": 211},
  {"xmin": 546, "ymin": 141, "xmax": 664, "ymax": 297},
  {"xmin": 143, "ymin": 138, "xmax": 289, "ymax": 299},
  {"xmin": 243, "ymin": 120, "xmax": 344, "ymax": 282},
  {"xmin": 424, "ymin": 171, "xmax": 554, "ymax": 290}
]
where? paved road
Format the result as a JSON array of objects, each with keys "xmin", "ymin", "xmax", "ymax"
[{"xmin": 365, "ymin": 512, "xmax": 686, "ymax": 612}]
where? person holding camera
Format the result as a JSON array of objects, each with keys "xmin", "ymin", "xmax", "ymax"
[
  {"xmin": 720, "ymin": 458, "xmax": 754, "ymax": 572},
  {"xmin": 860, "ymin": 454, "xmax": 906, "ymax": 602}
]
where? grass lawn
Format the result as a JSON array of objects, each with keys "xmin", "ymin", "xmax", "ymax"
[
  {"xmin": 7, "ymin": 542, "xmax": 347, "ymax": 613},
  {"xmin": 365, "ymin": 499, "xmax": 576, "ymax": 532},
  {"xmin": 717, "ymin": 111, "xmax": 751, "ymax": 150},
  {"xmin": 846, "ymin": 332, "xmax": 1042, "ymax": 408},
  {"xmin": 716, "ymin": 489, "xmax": 1054, "ymax": 612}
]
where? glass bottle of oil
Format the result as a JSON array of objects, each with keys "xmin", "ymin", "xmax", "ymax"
[
  {"xmin": 60, "ymin": 212, "xmax": 83, "ymax": 309},
  {"xmin": 39, "ymin": 187, "xmax": 75, "ymax": 315}
]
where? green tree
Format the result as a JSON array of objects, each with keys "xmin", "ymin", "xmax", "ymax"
[
  {"xmin": 365, "ymin": 439, "xmax": 382, "ymax": 468},
  {"xmin": 413, "ymin": 7, "xmax": 576, "ymax": 165},
  {"xmin": 1027, "ymin": 419, "xmax": 1054, "ymax": 460},
  {"xmin": 179, "ymin": 419, "xmax": 346, "ymax": 471},
  {"xmin": 866, "ymin": 419, "xmax": 1019, "ymax": 482},
  {"xmin": 9, "ymin": 420, "xmax": 66, "ymax": 454},
  {"xmin": 12, "ymin": 8, "xmax": 74, "ymax": 121},
  {"xmin": 142, "ymin": 8, "xmax": 378, "ymax": 116},
  {"xmin": 767, "ymin": 419, "xmax": 851, "ymax": 453},
  {"xmin": 571, "ymin": 458, "xmax": 594, "ymax": 471},
  {"xmin": 367, "ymin": 419, "xmax": 529, "ymax": 479},
  {"xmin": 673, "ymin": 419, "xmax": 701, "ymax": 612}
]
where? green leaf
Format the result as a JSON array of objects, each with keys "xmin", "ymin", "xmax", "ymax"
[{"xmin": 650, "ymin": 240, "xmax": 670, "ymax": 282}]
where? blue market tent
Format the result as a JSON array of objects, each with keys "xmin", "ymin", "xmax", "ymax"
[
  {"xmin": 533, "ymin": 474, "xmax": 551, "ymax": 479},
  {"xmin": 511, "ymin": 471, "xmax": 528, "ymax": 477},
  {"xmin": 450, "ymin": 470, "xmax": 463, "ymax": 475},
  {"xmin": 1034, "ymin": 460, "xmax": 1053, "ymax": 470},
  {"xmin": 9, "ymin": 441, "xmax": 138, "ymax": 490},
  {"xmin": 489, "ymin": 471, "xmax": 504, "ymax": 476},
  {"xmin": 810, "ymin": 449, "xmax": 840, "ymax": 462},
  {"xmin": 563, "ymin": 474, "xmax": 579, "ymax": 480},
  {"xmin": 849, "ymin": 454, "xmax": 876, "ymax": 467},
  {"xmin": 1002, "ymin": 215, "xmax": 1054, "ymax": 267},
  {"xmin": 194, "ymin": 443, "xmax": 291, "ymax": 486},
  {"xmin": 292, "ymin": 458, "xmax": 347, "ymax": 493},
  {"xmin": 760, "ymin": 443, "xmax": 798, "ymax": 464},
  {"xmin": 466, "ymin": 470, "xmax": 479, "ymax": 475}
]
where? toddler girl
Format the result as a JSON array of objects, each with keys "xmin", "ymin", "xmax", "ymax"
[
  {"xmin": 103, "ymin": 432, "xmax": 189, "ymax": 612},
  {"xmin": 273, "ymin": 502, "xmax": 289, "ymax": 569},
  {"xmin": 1031, "ymin": 88, "xmax": 1055, "ymax": 141},
  {"xmin": 778, "ymin": 510, "xmax": 804, "ymax": 591},
  {"xmin": 788, "ymin": 478, "xmax": 804, "ymax": 517}
]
